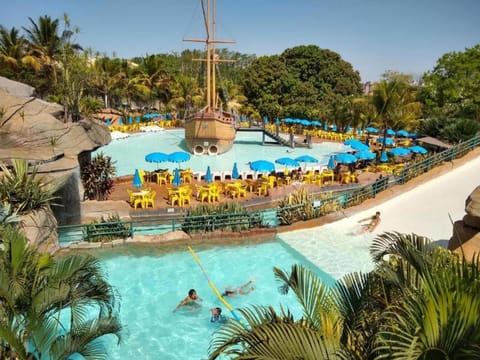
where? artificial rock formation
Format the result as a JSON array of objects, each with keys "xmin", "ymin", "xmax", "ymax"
[
  {"xmin": 448, "ymin": 185, "xmax": 480, "ymax": 260},
  {"xmin": 0, "ymin": 76, "xmax": 111, "ymax": 251}
]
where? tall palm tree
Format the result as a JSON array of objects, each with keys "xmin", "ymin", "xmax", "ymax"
[
  {"xmin": 208, "ymin": 232, "xmax": 480, "ymax": 359},
  {"xmin": 0, "ymin": 26, "xmax": 27, "ymax": 69},
  {"xmin": 22, "ymin": 15, "xmax": 81, "ymax": 90},
  {"xmin": 0, "ymin": 226, "xmax": 122, "ymax": 359}
]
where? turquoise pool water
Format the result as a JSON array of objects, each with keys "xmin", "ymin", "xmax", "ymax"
[
  {"xmin": 95, "ymin": 130, "xmax": 351, "ymax": 177},
  {"xmin": 97, "ymin": 240, "xmax": 335, "ymax": 359}
]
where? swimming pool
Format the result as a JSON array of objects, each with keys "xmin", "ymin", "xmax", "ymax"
[
  {"xmin": 95, "ymin": 130, "xmax": 351, "ymax": 177},
  {"xmin": 96, "ymin": 240, "xmax": 336, "ymax": 359}
]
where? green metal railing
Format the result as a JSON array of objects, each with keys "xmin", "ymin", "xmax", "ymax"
[{"xmin": 58, "ymin": 134, "xmax": 480, "ymax": 245}]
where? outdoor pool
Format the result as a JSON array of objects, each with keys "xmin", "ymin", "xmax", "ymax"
[
  {"xmin": 96, "ymin": 240, "xmax": 336, "ymax": 359},
  {"xmin": 94, "ymin": 129, "xmax": 351, "ymax": 177}
]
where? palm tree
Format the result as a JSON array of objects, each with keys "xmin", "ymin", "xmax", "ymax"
[
  {"xmin": 0, "ymin": 26, "xmax": 27, "ymax": 70},
  {"xmin": 22, "ymin": 15, "xmax": 82, "ymax": 91},
  {"xmin": 0, "ymin": 226, "xmax": 122, "ymax": 359},
  {"xmin": 208, "ymin": 232, "xmax": 480, "ymax": 359}
]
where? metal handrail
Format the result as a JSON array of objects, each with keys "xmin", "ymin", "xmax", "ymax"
[{"xmin": 58, "ymin": 134, "xmax": 480, "ymax": 244}]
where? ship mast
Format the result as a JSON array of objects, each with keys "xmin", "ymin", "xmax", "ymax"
[{"xmin": 184, "ymin": 0, "xmax": 235, "ymax": 112}]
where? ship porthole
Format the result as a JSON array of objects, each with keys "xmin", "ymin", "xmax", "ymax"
[
  {"xmin": 208, "ymin": 145, "xmax": 218, "ymax": 155},
  {"xmin": 194, "ymin": 145, "xmax": 204, "ymax": 155}
]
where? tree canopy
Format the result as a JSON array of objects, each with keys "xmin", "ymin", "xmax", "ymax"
[{"xmin": 242, "ymin": 45, "xmax": 363, "ymax": 120}]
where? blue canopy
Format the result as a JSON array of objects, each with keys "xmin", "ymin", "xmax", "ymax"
[
  {"xmin": 350, "ymin": 142, "xmax": 370, "ymax": 151},
  {"xmin": 376, "ymin": 137, "xmax": 395, "ymax": 146},
  {"xmin": 334, "ymin": 153, "xmax": 357, "ymax": 164},
  {"xmin": 386, "ymin": 128, "xmax": 396, "ymax": 136},
  {"xmin": 396, "ymin": 129, "xmax": 410, "ymax": 137},
  {"xmin": 250, "ymin": 160, "xmax": 275, "ymax": 173},
  {"xmin": 343, "ymin": 138, "xmax": 362, "ymax": 146},
  {"xmin": 295, "ymin": 155, "xmax": 318, "ymax": 164},
  {"xmin": 365, "ymin": 126, "xmax": 378, "ymax": 134},
  {"xmin": 409, "ymin": 145, "xmax": 428, "ymax": 154},
  {"xmin": 380, "ymin": 149, "xmax": 389, "ymax": 162},
  {"xmin": 354, "ymin": 150, "xmax": 376, "ymax": 160},
  {"xmin": 145, "ymin": 152, "xmax": 168, "ymax": 164},
  {"xmin": 232, "ymin": 162, "xmax": 239, "ymax": 179},
  {"xmin": 172, "ymin": 168, "xmax": 181, "ymax": 186},
  {"xmin": 389, "ymin": 147, "xmax": 412, "ymax": 157},
  {"xmin": 133, "ymin": 169, "xmax": 142, "ymax": 188},
  {"xmin": 327, "ymin": 155, "xmax": 335, "ymax": 169},
  {"xmin": 168, "ymin": 151, "xmax": 191, "ymax": 164},
  {"xmin": 205, "ymin": 166, "xmax": 213, "ymax": 183},
  {"xmin": 275, "ymin": 157, "xmax": 299, "ymax": 168}
]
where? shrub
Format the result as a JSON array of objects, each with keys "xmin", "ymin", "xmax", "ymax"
[
  {"xmin": 86, "ymin": 213, "xmax": 131, "ymax": 242},
  {"xmin": 277, "ymin": 188, "xmax": 315, "ymax": 225},
  {"xmin": 81, "ymin": 152, "xmax": 116, "ymax": 200}
]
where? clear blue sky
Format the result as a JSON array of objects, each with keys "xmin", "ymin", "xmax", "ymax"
[{"xmin": 2, "ymin": 0, "xmax": 479, "ymax": 82}]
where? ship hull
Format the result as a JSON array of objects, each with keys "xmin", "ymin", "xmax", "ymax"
[{"xmin": 185, "ymin": 110, "xmax": 236, "ymax": 155}]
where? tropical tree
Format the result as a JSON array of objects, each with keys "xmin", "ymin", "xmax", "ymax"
[
  {"xmin": 22, "ymin": 15, "xmax": 81, "ymax": 94},
  {"xmin": 81, "ymin": 153, "xmax": 116, "ymax": 201},
  {"xmin": 208, "ymin": 232, "xmax": 480, "ymax": 359},
  {"xmin": 421, "ymin": 44, "xmax": 480, "ymax": 121},
  {"xmin": 0, "ymin": 159, "xmax": 58, "ymax": 214},
  {"xmin": 0, "ymin": 26, "xmax": 27, "ymax": 73},
  {"xmin": 0, "ymin": 226, "xmax": 122, "ymax": 359}
]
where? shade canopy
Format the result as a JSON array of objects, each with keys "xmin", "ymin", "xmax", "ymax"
[
  {"xmin": 350, "ymin": 142, "xmax": 370, "ymax": 151},
  {"xmin": 380, "ymin": 149, "xmax": 389, "ymax": 162},
  {"xmin": 232, "ymin": 162, "xmax": 239, "ymax": 179},
  {"xmin": 396, "ymin": 129, "xmax": 410, "ymax": 137},
  {"xmin": 172, "ymin": 168, "xmax": 181, "ymax": 186},
  {"xmin": 205, "ymin": 166, "xmax": 213, "ymax": 183},
  {"xmin": 389, "ymin": 147, "xmax": 412, "ymax": 157},
  {"xmin": 354, "ymin": 150, "xmax": 376, "ymax": 160},
  {"xmin": 167, "ymin": 151, "xmax": 191, "ymax": 163},
  {"xmin": 334, "ymin": 153, "xmax": 358, "ymax": 164},
  {"xmin": 386, "ymin": 128, "xmax": 396, "ymax": 136},
  {"xmin": 408, "ymin": 145, "xmax": 428, "ymax": 154},
  {"xmin": 275, "ymin": 157, "xmax": 300, "ymax": 167},
  {"xmin": 145, "ymin": 152, "xmax": 168, "ymax": 164},
  {"xmin": 343, "ymin": 138, "xmax": 362, "ymax": 146},
  {"xmin": 250, "ymin": 160, "xmax": 275, "ymax": 173},
  {"xmin": 294, "ymin": 155, "xmax": 318, "ymax": 164},
  {"xmin": 365, "ymin": 126, "xmax": 378, "ymax": 134},
  {"xmin": 327, "ymin": 155, "xmax": 335, "ymax": 169},
  {"xmin": 133, "ymin": 169, "xmax": 142, "ymax": 188},
  {"xmin": 376, "ymin": 137, "xmax": 395, "ymax": 146}
]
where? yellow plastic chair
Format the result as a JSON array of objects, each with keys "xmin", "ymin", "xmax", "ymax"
[
  {"xmin": 256, "ymin": 181, "xmax": 268, "ymax": 196},
  {"xmin": 127, "ymin": 189, "xmax": 135, "ymax": 204},
  {"xmin": 144, "ymin": 190, "xmax": 156, "ymax": 209},
  {"xmin": 156, "ymin": 172, "xmax": 169, "ymax": 185},
  {"xmin": 179, "ymin": 186, "xmax": 192, "ymax": 206},
  {"xmin": 168, "ymin": 189, "xmax": 180, "ymax": 206}
]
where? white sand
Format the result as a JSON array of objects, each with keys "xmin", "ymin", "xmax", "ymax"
[{"xmin": 279, "ymin": 154, "xmax": 480, "ymax": 279}]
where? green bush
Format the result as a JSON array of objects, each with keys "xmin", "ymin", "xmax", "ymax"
[
  {"xmin": 81, "ymin": 152, "xmax": 116, "ymax": 200},
  {"xmin": 86, "ymin": 214, "xmax": 131, "ymax": 242},
  {"xmin": 277, "ymin": 188, "xmax": 315, "ymax": 225}
]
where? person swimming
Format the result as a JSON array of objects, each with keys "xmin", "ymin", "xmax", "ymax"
[
  {"xmin": 210, "ymin": 307, "xmax": 226, "ymax": 323},
  {"xmin": 173, "ymin": 289, "xmax": 202, "ymax": 312},
  {"xmin": 358, "ymin": 211, "xmax": 381, "ymax": 232},
  {"xmin": 221, "ymin": 279, "xmax": 255, "ymax": 297}
]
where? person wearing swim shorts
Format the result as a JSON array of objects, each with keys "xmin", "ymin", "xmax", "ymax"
[
  {"xmin": 173, "ymin": 289, "xmax": 202, "ymax": 312},
  {"xmin": 222, "ymin": 279, "xmax": 255, "ymax": 297}
]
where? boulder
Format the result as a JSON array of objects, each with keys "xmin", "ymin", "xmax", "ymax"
[
  {"xmin": 449, "ymin": 186, "xmax": 480, "ymax": 259},
  {"xmin": 20, "ymin": 208, "xmax": 59, "ymax": 254},
  {"xmin": 0, "ymin": 77, "xmax": 113, "ymax": 250}
]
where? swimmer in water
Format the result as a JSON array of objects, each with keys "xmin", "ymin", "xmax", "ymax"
[
  {"xmin": 222, "ymin": 279, "xmax": 255, "ymax": 297},
  {"xmin": 173, "ymin": 289, "xmax": 202, "ymax": 312}
]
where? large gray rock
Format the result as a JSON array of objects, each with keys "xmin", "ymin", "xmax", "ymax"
[{"xmin": 0, "ymin": 77, "xmax": 113, "ymax": 251}]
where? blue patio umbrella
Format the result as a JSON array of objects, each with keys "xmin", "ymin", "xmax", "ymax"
[
  {"xmin": 275, "ymin": 157, "xmax": 299, "ymax": 168},
  {"xmin": 172, "ymin": 168, "xmax": 181, "ymax": 186},
  {"xmin": 349, "ymin": 142, "xmax": 370, "ymax": 151},
  {"xmin": 205, "ymin": 166, "xmax": 213, "ymax": 183},
  {"xmin": 389, "ymin": 147, "xmax": 411, "ymax": 157},
  {"xmin": 396, "ymin": 129, "xmax": 410, "ymax": 137},
  {"xmin": 409, "ymin": 145, "xmax": 428, "ymax": 154},
  {"xmin": 376, "ymin": 137, "xmax": 395, "ymax": 146},
  {"xmin": 133, "ymin": 168, "xmax": 142, "ymax": 188},
  {"xmin": 295, "ymin": 155, "xmax": 318, "ymax": 164},
  {"xmin": 145, "ymin": 152, "xmax": 168, "ymax": 165},
  {"xmin": 354, "ymin": 150, "xmax": 376, "ymax": 160},
  {"xmin": 250, "ymin": 160, "xmax": 275, "ymax": 173},
  {"xmin": 380, "ymin": 149, "xmax": 389, "ymax": 162},
  {"xmin": 386, "ymin": 128, "xmax": 396, "ymax": 136},
  {"xmin": 232, "ymin": 162, "xmax": 239, "ymax": 179},
  {"xmin": 343, "ymin": 138, "xmax": 362, "ymax": 146},
  {"xmin": 334, "ymin": 153, "xmax": 358, "ymax": 164},
  {"xmin": 327, "ymin": 155, "xmax": 335, "ymax": 169},
  {"xmin": 365, "ymin": 126, "xmax": 378, "ymax": 134},
  {"xmin": 168, "ymin": 151, "xmax": 191, "ymax": 164}
]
